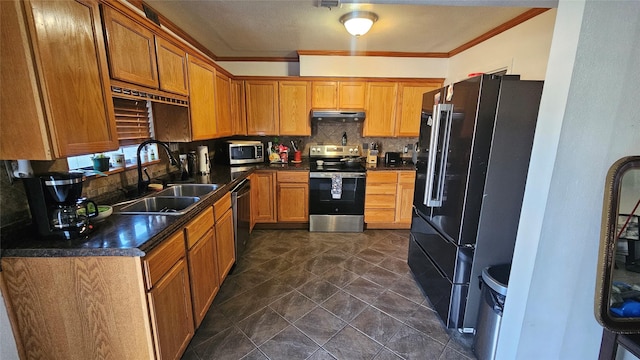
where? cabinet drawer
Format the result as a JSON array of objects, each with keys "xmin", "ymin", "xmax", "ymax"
[
  {"xmin": 398, "ymin": 171, "xmax": 416, "ymax": 184},
  {"xmin": 277, "ymin": 171, "xmax": 309, "ymax": 183},
  {"xmin": 366, "ymin": 183, "xmax": 396, "ymax": 195},
  {"xmin": 365, "ymin": 209, "xmax": 396, "ymax": 223},
  {"xmin": 143, "ymin": 231, "xmax": 186, "ymax": 290},
  {"xmin": 185, "ymin": 207, "xmax": 214, "ymax": 249},
  {"xmin": 214, "ymin": 192, "xmax": 232, "ymax": 222},
  {"xmin": 367, "ymin": 171, "xmax": 397, "ymax": 183},
  {"xmin": 366, "ymin": 194, "xmax": 396, "ymax": 208}
]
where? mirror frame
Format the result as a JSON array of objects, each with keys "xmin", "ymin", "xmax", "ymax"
[{"xmin": 595, "ymin": 155, "xmax": 640, "ymax": 334}]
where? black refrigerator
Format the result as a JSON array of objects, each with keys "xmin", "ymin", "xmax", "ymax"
[{"xmin": 408, "ymin": 74, "xmax": 543, "ymax": 331}]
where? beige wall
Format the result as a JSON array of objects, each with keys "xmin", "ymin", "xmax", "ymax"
[
  {"xmin": 299, "ymin": 56, "xmax": 448, "ymax": 78},
  {"xmin": 216, "ymin": 10, "xmax": 556, "ymax": 83},
  {"xmin": 446, "ymin": 9, "xmax": 556, "ymax": 84}
]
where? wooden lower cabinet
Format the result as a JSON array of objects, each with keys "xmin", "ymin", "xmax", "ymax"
[
  {"xmin": 147, "ymin": 258, "xmax": 194, "ymax": 360},
  {"xmin": 1, "ymin": 256, "xmax": 155, "ymax": 360},
  {"xmin": 0, "ymin": 196, "xmax": 239, "ymax": 360},
  {"xmin": 251, "ymin": 171, "xmax": 277, "ymax": 223},
  {"xmin": 277, "ymin": 171, "xmax": 309, "ymax": 222},
  {"xmin": 395, "ymin": 171, "xmax": 416, "ymax": 224},
  {"xmin": 214, "ymin": 194, "xmax": 235, "ymax": 283},
  {"xmin": 185, "ymin": 207, "xmax": 218, "ymax": 327},
  {"xmin": 365, "ymin": 170, "xmax": 415, "ymax": 229}
]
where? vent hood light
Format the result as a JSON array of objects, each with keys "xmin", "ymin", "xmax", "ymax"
[{"xmin": 310, "ymin": 110, "xmax": 366, "ymax": 123}]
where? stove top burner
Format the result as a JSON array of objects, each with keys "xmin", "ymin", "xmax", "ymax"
[{"xmin": 309, "ymin": 144, "xmax": 365, "ymax": 173}]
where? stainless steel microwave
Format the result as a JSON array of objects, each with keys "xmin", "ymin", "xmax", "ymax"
[{"xmin": 223, "ymin": 140, "xmax": 264, "ymax": 165}]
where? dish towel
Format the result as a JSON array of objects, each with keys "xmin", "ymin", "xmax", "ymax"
[{"xmin": 331, "ymin": 174, "xmax": 342, "ymax": 199}]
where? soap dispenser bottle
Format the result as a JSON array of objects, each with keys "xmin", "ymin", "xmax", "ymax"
[{"xmin": 341, "ymin": 132, "xmax": 347, "ymax": 146}]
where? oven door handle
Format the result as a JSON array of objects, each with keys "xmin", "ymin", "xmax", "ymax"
[{"xmin": 309, "ymin": 172, "xmax": 366, "ymax": 179}]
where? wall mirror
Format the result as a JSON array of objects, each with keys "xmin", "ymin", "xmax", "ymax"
[{"xmin": 596, "ymin": 156, "xmax": 640, "ymax": 333}]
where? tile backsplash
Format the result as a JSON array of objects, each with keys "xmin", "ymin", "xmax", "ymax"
[
  {"xmin": 0, "ymin": 124, "xmax": 416, "ymax": 230},
  {"xmin": 0, "ymin": 160, "xmax": 172, "ymax": 230}
]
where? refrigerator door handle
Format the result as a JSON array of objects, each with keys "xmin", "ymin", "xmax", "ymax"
[{"xmin": 425, "ymin": 103, "xmax": 453, "ymax": 207}]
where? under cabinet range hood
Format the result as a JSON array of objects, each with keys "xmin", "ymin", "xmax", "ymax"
[{"xmin": 310, "ymin": 110, "xmax": 366, "ymax": 123}]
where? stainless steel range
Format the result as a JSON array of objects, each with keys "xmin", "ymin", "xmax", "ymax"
[{"xmin": 308, "ymin": 144, "xmax": 366, "ymax": 232}]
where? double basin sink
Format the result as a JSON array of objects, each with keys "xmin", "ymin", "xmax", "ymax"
[{"xmin": 117, "ymin": 184, "xmax": 221, "ymax": 216}]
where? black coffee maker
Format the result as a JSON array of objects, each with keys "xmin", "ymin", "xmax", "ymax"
[{"xmin": 24, "ymin": 172, "xmax": 98, "ymax": 239}]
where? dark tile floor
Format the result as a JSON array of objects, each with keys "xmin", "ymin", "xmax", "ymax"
[{"xmin": 182, "ymin": 229, "xmax": 476, "ymax": 360}]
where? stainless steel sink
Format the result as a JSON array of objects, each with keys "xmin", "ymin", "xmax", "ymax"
[
  {"xmin": 118, "ymin": 196, "xmax": 200, "ymax": 215},
  {"xmin": 154, "ymin": 184, "xmax": 221, "ymax": 198}
]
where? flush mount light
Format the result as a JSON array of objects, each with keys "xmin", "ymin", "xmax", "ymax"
[{"xmin": 339, "ymin": 11, "xmax": 378, "ymax": 37}]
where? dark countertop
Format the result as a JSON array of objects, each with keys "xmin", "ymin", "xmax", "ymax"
[
  {"xmin": 1, "ymin": 165, "xmax": 253, "ymax": 258},
  {"xmin": 1, "ymin": 158, "xmax": 415, "ymax": 259},
  {"xmin": 365, "ymin": 159, "xmax": 416, "ymax": 171}
]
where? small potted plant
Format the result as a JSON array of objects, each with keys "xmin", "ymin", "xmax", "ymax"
[{"xmin": 92, "ymin": 153, "xmax": 110, "ymax": 172}]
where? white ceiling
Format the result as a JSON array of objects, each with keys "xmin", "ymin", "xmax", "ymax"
[{"xmin": 142, "ymin": 0, "xmax": 556, "ymax": 59}]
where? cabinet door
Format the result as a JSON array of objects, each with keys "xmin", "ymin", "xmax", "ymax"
[
  {"xmin": 279, "ymin": 81, "xmax": 311, "ymax": 136},
  {"xmin": 395, "ymin": 82, "xmax": 441, "ymax": 137},
  {"xmin": 187, "ymin": 228, "xmax": 219, "ymax": 327},
  {"xmin": 363, "ymin": 82, "xmax": 398, "ymax": 137},
  {"xmin": 251, "ymin": 171, "xmax": 277, "ymax": 223},
  {"xmin": 1, "ymin": 0, "xmax": 52, "ymax": 159},
  {"xmin": 102, "ymin": 6, "xmax": 158, "ymax": 88},
  {"xmin": 187, "ymin": 55, "xmax": 217, "ymax": 140},
  {"xmin": 215, "ymin": 208, "xmax": 235, "ymax": 283},
  {"xmin": 215, "ymin": 72, "xmax": 233, "ymax": 137},
  {"xmin": 395, "ymin": 171, "xmax": 416, "ymax": 225},
  {"xmin": 231, "ymin": 79, "xmax": 247, "ymax": 135},
  {"xmin": 155, "ymin": 36, "xmax": 188, "ymax": 95},
  {"xmin": 277, "ymin": 182, "xmax": 309, "ymax": 222},
  {"xmin": 19, "ymin": 0, "xmax": 118, "ymax": 158},
  {"xmin": 365, "ymin": 171, "xmax": 397, "ymax": 225},
  {"xmin": 147, "ymin": 258, "xmax": 194, "ymax": 360},
  {"xmin": 245, "ymin": 80, "xmax": 279, "ymax": 135},
  {"xmin": 311, "ymin": 81, "xmax": 337, "ymax": 109},
  {"xmin": 339, "ymin": 81, "xmax": 366, "ymax": 109}
]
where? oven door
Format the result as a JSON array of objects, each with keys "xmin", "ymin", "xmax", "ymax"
[{"xmin": 309, "ymin": 172, "xmax": 365, "ymax": 215}]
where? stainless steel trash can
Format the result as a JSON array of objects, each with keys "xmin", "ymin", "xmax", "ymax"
[{"xmin": 473, "ymin": 264, "xmax": 511, "ymax": 360}]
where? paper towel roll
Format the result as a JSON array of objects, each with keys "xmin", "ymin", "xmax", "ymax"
[{"xmin": 197, "ymin": 146, "xmax": 210, "ymax": 175}]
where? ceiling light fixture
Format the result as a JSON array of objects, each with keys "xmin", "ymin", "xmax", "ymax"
[{"xmin": 339, "ymin": 11, "xmax": 378, "ymax": 37}]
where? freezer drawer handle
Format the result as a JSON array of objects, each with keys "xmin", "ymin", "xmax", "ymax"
[{"xmin": 424, "ymin": 103, "xmax": 453, "ymax": 207}]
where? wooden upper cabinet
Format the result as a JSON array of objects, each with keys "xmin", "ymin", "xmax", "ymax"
[
  {"xmin": 231, "ymin": 79, "xmax": 247, "ymax": 136},
  {"xmin": 311, "ymin": 81, "xmax": 337, "ymax": 109},
  {"xmin": 215, "ymin": 72, "xmax": 233, "ymax": 137},
  {"xmin": 363, "ymin": 82, "xmax": 398, "ymax": 137},
  {"xmin": 311, "ymin": 81, "xmax": 366, "ymax": 110},
  {"xmin": 102, "ymin": 6, "xmax": 158, "ymax": 88},
  {"xmin": 245, "ymin": 80, "xmax": 279, "ymax": 135},
  {"xmin": 395, "ymin": 82, "xmax": 441, "ymax": 137},
  {"xmin": 279, "ymin": 81, "xmax": 311, "ymax": 136},
  {"xmin": 187, "ymin": 55, "xmax": 217, "ymax": 140},
  {"xmin": 0, "ymin": 0, "xmax": 118, "ymax": 159},
  {"xmin": 155, "ymin": 36, "xmax": 188, "ymax": 96},
  {"xmin": 338, "ymin": 81, "xmax": 366, "ymax": 109}
]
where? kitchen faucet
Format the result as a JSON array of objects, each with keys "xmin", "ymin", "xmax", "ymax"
[{"xmin": 136, "ymin": 140, "xmax": 181, "ymax": 195}]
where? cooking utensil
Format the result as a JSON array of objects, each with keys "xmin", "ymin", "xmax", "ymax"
[{"xmin": 290, "ymin": 140, "xmax": 298, "ymax": 152}]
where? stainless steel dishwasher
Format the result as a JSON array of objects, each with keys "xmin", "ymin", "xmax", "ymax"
[{"xmin": 231, "ymin": 178, "xmax": 251, "ymax": 260}]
